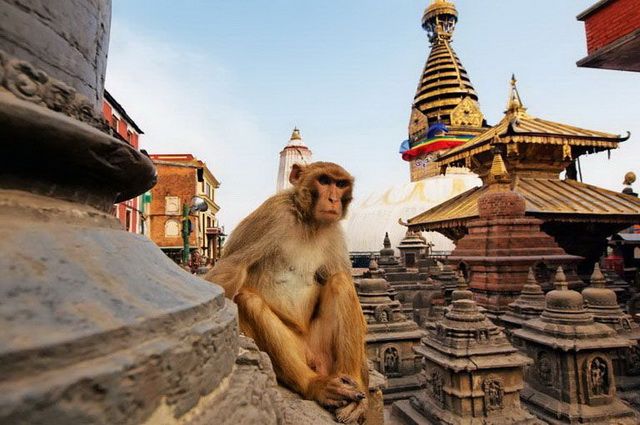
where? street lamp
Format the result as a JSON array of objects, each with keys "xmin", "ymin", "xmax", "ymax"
[{"xmin": 182, "ymin": 196, "xmax": 208, "ymax": 265}]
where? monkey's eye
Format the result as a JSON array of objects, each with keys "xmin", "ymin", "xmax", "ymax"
[
  {"xmin": 318, "ymin": 174, "xmax": 331, "ymax": 185},
  {"xmin": 336, "ymin": 180, "xmax": 349, "ymax": 189}
]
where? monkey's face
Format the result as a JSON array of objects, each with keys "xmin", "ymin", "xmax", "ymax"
[{"xmin": 312, "ymin": 173, "xmax": 351, "ymax": 224}]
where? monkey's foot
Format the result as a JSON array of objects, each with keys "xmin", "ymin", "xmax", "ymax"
[
  {"xmin": 335, "ymin": 397, "xmax": 368, "ymax": 424},
  {"xmin": 308, "ymin": 375, "xmax": 365, "ymax": 408}
]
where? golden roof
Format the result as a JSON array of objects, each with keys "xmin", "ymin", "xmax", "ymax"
[
  {"xmin": 408, "ymin": 177, "xmax": 640, "ymax": 230},
  {"xmin": 436, "ymin": 77, "xmax": 627, "ymax": 166}
]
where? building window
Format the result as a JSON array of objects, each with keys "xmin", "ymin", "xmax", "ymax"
[
  {"xmin": 205, "ymin": 182, "xmax": 211, "ymax": 199},
  {"xmin": 165, "ymin": 219, "xmax": 180, "ymax": 237},
  {"xmin": 165, "ymin": 196, "xmax": 180, "ymax": 215},
  {"xmin": 111, "ymin": 115, "xmax": 119, "ymax": 131},
  {"xmin": 125, "ymin": 209, "xmax": 132, "ymax": 232},
  {"xmin": 126, "ymin": 130, "xmax": 132, "ymax": 144}
]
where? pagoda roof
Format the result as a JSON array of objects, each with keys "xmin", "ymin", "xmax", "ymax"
[
  {"xmin": 435, "ymin": 77, "xmax": 628, "ymax": 167},
  {"xmin": 408, "ymin": 177, "xmax": 640, "ymax": 230}
]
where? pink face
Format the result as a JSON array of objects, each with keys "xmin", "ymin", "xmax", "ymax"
[{"xmin": 313, "ymin": 174, "xmax": 351, "ymax": 224}]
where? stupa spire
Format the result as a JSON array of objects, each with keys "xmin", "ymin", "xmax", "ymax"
[
  {"xmin": 409, "ymin": 0, "xmax": 483, "ymax": 134},
  {"xmin": 505, "ymin": 74, "xmax": 527, "ymax": 115}
]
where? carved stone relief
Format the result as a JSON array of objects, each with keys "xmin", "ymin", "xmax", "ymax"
[
  {"xmin": 483, "ymin": 376, "xmax": 504, "ymax": 412},
  {"xmin": 383, "ymin": 347, "xmax": 400, "ymax": 374},
  {"xmin": 537, "ymin": 351, "xmax": 555, "ymax": 386},
  {"xmin": 0, "ymin": 50, "xmax": 107, "ymax": 130}
]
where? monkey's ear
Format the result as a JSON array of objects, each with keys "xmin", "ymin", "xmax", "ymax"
[{"xmin": 289, "ymin": 163, "xmax": 305, "ymax": 185}]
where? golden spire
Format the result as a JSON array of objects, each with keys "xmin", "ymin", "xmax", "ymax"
[
  {"xmin": 505, "ymin": 74, "xmax": 527, "ymax": 115},
  {"xmin": 290, "ymin": 127, "xmax": 301, "ymax": 141},
  {"xmin": 411, "ymin": 0, "xmax": 482, "ymax": 132}
]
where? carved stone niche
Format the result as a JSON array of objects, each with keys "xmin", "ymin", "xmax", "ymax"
[
  {"xmin": 482, "ymin": 375, "xmax": 505, "ymax": 414},
  {"xmin": 583, "ymin": 354, "xmax": 615, "ymax": 406},
  {"xmin": 375, "ymin": 305, "xmax": 394, "ymax": 323},
  {"xmin": 382, "ymin": 345, "xmax": 401, "ymax": 376}
]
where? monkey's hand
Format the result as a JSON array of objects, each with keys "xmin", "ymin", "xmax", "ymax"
[
  {"xmin": 336, "ymin": 397, "xmax": 368, "ymax": 424},
  {"xmin": 306, "ymin": 375, "xmax": 365, "ymax": 409}
]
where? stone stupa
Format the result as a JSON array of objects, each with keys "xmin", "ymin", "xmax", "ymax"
[
  {"xmin": 392, "ymin": 278, "xmax": 538, "ymax": 424},
  {"xmin": 513, "ymin": 267, "xmax": 637, "ymax": 424}
]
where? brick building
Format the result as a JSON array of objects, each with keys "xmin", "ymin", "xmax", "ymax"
[
  {"xmin": 102, "ymin": 90, "xmax": 148, "ymax": 234},
  {"xmin": 577, "ymin": 0, "xmax": 640, "ymax": 72},
  {"xmin": 148, "ymin": 154, "xmax": 221, "ymax": 265}
]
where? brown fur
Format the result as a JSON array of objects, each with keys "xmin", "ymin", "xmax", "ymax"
[{"xmin": 205, "ymin": 162, "xmax": 368, "ymax": 423}]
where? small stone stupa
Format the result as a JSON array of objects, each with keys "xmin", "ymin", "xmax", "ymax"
[
  {"xmin": 378, "ymin": 232, "xmax": 404, "ymax": 272},
  {"xmin": 357, "ymin": 259, "xmax": 426, "ymax": 403},
  {"xmin": 583, "ymin": 263, "xmax": 640, "ymax": 396},
  {"xmin": 513, "ymin": 267, "xmax": 637, "ymax": 424},
  {"xmin": 382, "ymin": 233, "xmax": 432, "ymax": 317},
  {"xmin": 392, "ymin": 278, "xmax": 537, "ymax": 424},
  {"xmin": 397, "ymin": 229, "xmax": 429, "ymax": 268},
  {"xmin": 500, "ymin": 268, "xmax": 545, "ymax": 336}
]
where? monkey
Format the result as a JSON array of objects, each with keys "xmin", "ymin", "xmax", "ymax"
[{"xmin": 205, "ymin": 161, "xmax": 369, "ymax": 424}]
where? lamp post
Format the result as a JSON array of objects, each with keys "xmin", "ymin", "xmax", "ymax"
[{"xmin": 182, "ymin": 196, "xmax": 208, "ymax": 265}]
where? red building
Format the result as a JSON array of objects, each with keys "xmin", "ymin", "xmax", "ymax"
[
  {"xmin": 577, "ymin": 0, "xmax": 640, "ymax": 72},
  {"xmin": 102, "ymin": 90, "xmax": 147, "ymax": 234},
  {"xmin": 147, "ymin": 154, "xmax": 222, "ymax": 266}
]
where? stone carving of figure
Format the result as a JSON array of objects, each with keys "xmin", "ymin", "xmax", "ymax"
[
  {"xmin": 380, "ymin": 310, "xmax": 389, "ymax": 323},
  {"xmin": 384, "ymin": 347, "xmax": 400, "ymax": 374},
  {"xmin": 483, "ymin": 378, "xmax": 504, "ymax": 411},
  {"xmin": 537, "ymin": 351, "xmax": 554, "ymax": 386},
  {"xmin": 590, "ymin": 358, "xmax": 609, "ymax": 396}
]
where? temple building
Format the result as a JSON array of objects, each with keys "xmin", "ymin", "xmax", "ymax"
[
  {"xmin": 408, "ymin": 76, "xmax": 640, "ymax": 276},
  {"xmin": 356, "ymin": 261, "xmax": 426, "ymax": 403},
  {"xmin": 276, "ymin": 127, "xmax": 312, "ymax": 192},
  {"xmin": 343, "ymin": 0, "xmax": 481, "ymax": 254},
  {"xmin": 392, "ymin": 280, "xmax": 537, "ymax": 424},
  {"xmin": 512, "ymin": 268, "xmax": 637, "ymax": 424}
]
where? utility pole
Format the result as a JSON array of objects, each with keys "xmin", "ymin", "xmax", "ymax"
[{"xmin": 182, "ymin": 202, "xmax": 190, "ymax": 265}]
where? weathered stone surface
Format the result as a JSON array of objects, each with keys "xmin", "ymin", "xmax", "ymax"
[
  {"xmin": 449, "ymin": 181, "xmax": 582, "ymax": 318},
  {"xmin": 0, "ymin": 0, "xmax": 111, "ymax": 108},
  {"xmin": 358, "ymin": 263, "xmax": 425, "ymax": 403},
  {"xmin": 0, "ymin": 190, "xmax": 239, "ymax": 425},
  {"xmin": 392, "ymin": 283, "xmax": 538, "ymax": 425},
  {"xmin": 513, "ymin": 268, "xmax": 637, "ymax": 424}
]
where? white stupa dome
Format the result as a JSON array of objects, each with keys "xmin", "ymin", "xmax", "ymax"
[{"xmin": 343, "ymin": 170, "xmax": 480, "ymax": 253}]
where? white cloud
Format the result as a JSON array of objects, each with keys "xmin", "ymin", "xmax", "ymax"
[{"xmin": 105, "ymin": 22, "xmax": 276, "ymax": 232}]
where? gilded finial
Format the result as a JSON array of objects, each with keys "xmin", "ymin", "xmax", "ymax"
[
  {"xmin": 553, "ymin": 266, "xmax": 568, "ymax": 290},
  {"xmin": 624, "ymin": 171, "xmax": 636, "ymax": 186},
  {"xmin": 290, "ymin": 127, "xmax": 301, "ymax": 140},
  {"xmin": 488, "ymin": 152, "xmax": 510, "ymax": 184},
  {"xmin": 505, "ymin": 74, "xmax": 527, "ymax": 115},
  {"xmin": 590, "ymin": 263, "xmax": 606, "ymax": 288}
]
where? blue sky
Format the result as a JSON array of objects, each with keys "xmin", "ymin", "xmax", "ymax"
[{"xmin": 106, "ymin": 1, "xmax": 640, "ymax": 231}]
